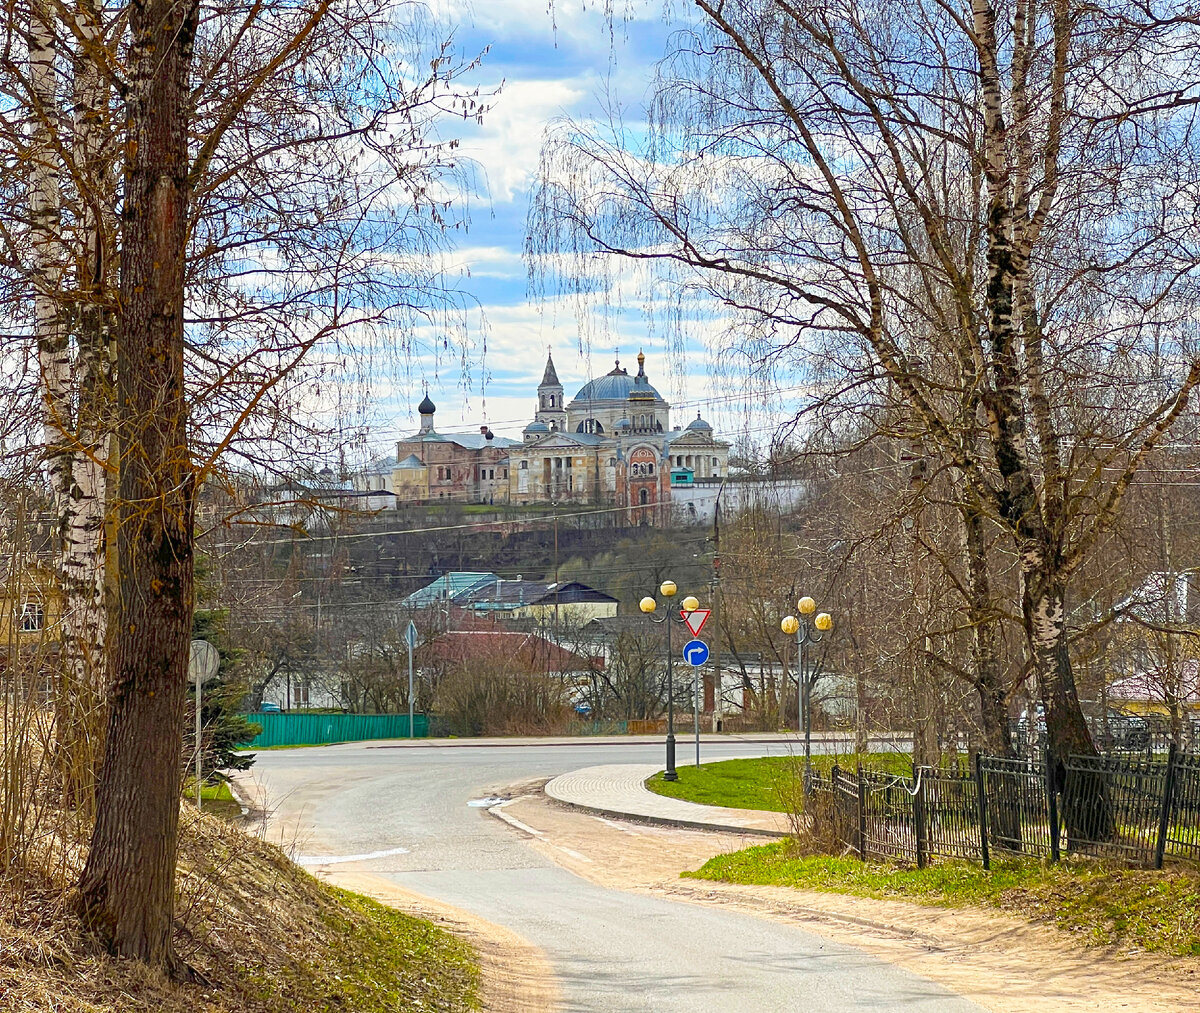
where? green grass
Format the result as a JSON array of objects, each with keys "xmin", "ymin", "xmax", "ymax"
[
  {"xmin": 182, "ymin": 778, "xmax": 243, "ymax": 820},
  {"xmin": 687, "ymin": 842, "xmax": 1200, "ymax": 956},
  {"xmin": 645, "ymin": 753, "xmax": 915, "ymax": 811},
  {"xmin": 239, "ymin": 884, "xmax": 479, "ymax": 1011}
]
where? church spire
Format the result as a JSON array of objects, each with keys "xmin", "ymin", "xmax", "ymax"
[
  {"xmin": 541, "ymin": 349, "xmax": 560, "ymax": 387},
  {"xmin": 535, "ymin": 347, "xmax": 567, "ymax": 428}
]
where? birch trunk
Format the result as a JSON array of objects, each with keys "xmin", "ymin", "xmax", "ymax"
[
  {"xmin": 28, "ymin": 0, "xmax": 113, "ymax": 809},
  {"xmin": 961, "ymin": 500, "xmax": 1012, "ymax": 758},
  {"xmin": 52, "ymin": 0, "xmax": 117, "ymax": 809},
  {"xmin": 79, "ymin": 0, "xmax": 198, "ymax": 970}
]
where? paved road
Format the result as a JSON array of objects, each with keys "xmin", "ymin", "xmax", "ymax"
[{"xmin": 250, "ymin": 739, "xmax": 982, "ymax": 1012}]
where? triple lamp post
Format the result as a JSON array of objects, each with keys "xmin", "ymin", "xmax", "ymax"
[
  {"xmin": 640, "ymin": 580, "xmax": 701, "ymax": 782},
  {"xmin": 781, "ymin": 596, "xmax": 833, "ymax": 793}
]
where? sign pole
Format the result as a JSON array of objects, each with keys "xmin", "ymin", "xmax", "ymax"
[
  {"xmin": 694, "ymin": 665, "xmax": 700, "ymax": 766},
  {"xmin": 188, "ymin": 639, "xmax": 219, "ymax": 812},
  {"xmin": 405, "ymin": 620, "xmax": 418, "ymax": 738},
  {"xmin": 195, "ymin": 666, "xmax": 202, "ymax": 811}
]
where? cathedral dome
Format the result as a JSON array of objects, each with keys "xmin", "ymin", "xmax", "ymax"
[
  {"xmin": 572, "ymin": 359, "xmax": 662, "ymax": 404},
  {"xmin": 686, "ymin": 412, "xmax": 713, "ymax": 431},
  {"xmin": 418, "ymin": 393, "xmax": 436, "ymax": 415}
]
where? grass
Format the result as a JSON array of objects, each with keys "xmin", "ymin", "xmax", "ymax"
[
  {"xmin": 1, "ymin": 804, "xmax": 480, "ymax": 1012},
  {"xmin": 687, "ymin": 841, "xmax": 1200, "ymax": 956},
  {"xmin": 240, "ymin": 884, "xmax": 480, "ymax": 1012},
  {"xmin": 179, "ymin": 779, "xmax": 243, "ymax": 820},
  {"xmin": 645, "ymin": 753, "xmax": 915, "ymax": 811}
]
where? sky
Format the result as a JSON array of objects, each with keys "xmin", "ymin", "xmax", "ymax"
[{"xmin": 364, "ymin": 0, "xmax": 765, "ymax": 453}]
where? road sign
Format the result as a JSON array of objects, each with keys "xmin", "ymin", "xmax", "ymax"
[
  {"xmin": 188, "ymin": 639, "xmax": 220, "ymax": 684},
  {"xmin": 405, "ymin": 620, "xmax": 419, "ymax": 650},
  {"xmin": 682, "ymin": 639, "xmax": 709, "ymax": 666},
  {"xmin": 682, "ymin": 609, "xmax": 710, "ymax": 636}
]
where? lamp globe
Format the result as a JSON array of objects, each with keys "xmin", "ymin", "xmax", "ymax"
[
  {"xmin": 797, "ymin": 596, "xmax": 817, "ymax": 615},
  {"xmin": 660, "ymin": 580, "xmax": 678, "ymax": 598},
  {"xmin": 781, "ymin": 615, "xmax": 800, "ymax": 635},
  {"xmin": 681, "ymin": 595, "xmax": 700, "ymax": 613},
  {"xmin": 639, "ymin": 596, "xmax": 657, "ymax": 614},
  {"xmin": 815, "ymin": 612, "xmax": 833, "ymax": 632}
]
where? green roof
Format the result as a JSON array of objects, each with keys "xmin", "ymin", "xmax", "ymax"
[{"xmin": 403, "ymin": 572, "xmax": 498, "ymax": 607}]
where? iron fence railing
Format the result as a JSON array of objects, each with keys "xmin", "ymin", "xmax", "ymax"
[{"xmin": 805, "ymin": 745, "xmax": 1200, "ymax": 870}]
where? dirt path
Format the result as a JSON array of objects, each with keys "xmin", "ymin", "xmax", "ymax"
[
  {"xmin": 324, "ymin": 871, "xmax": 559, "ymax": 1013},
  {"xmin": 499, "ymin": 793, "xmax": 1200, "ymax": 1013}
]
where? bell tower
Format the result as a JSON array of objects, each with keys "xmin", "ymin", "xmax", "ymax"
[{"xmin": 535, "ymin": 349, "xmax": 567, "ymax": 432}]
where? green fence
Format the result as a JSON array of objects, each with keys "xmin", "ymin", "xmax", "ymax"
[{"xmin": 238, "ymin": 712, "xmax": 429, "ymax": 748}]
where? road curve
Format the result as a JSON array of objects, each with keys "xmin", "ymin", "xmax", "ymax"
[{"xmin": 248, "ymin": 739, "xmax": 984, "ymax": 1012}]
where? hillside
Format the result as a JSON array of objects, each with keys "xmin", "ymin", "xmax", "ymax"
[{"xmin": 0, "ymin": 806, "xmax": 478, "ymax": 1012}]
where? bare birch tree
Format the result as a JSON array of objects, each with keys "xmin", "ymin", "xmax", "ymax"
[
  {"xmin": 3, "ymin": 0, "xmax": 487, "ymax": 970},
  {"xmin": 532, "ymin": 0, "xmax": 1200, "ymax": 778}
]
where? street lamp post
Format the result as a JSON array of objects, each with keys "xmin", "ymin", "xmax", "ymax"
[
  {"xmin": 641, "ymin": 582, "xmax": 701, "ymax": 782},
  {"xmin": 781, "ymin": 597, "xmax": 833, "ymax": 793}
]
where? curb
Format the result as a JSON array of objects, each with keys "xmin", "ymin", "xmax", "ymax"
[
  {"xmin": 543, "ymin": 793, "xmax": 790, "ymax": 838},
  {"xmin": 368, "ymin": 735, "xmax": 812, "ymax": 750},
  {"xmin": 542, "ymin": 769, "xmax": 789, "ymax": 839}
]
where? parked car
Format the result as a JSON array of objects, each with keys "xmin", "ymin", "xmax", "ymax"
[
  {"xmin": 1087, "ymin": 710, "xmax": 1150, "ymax": 751},
  {"xmin": 257, "ymin": 701, "xmax": 282, "ymax": 714}
]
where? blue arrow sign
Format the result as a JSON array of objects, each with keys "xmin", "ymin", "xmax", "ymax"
[{"xmin": 683, "ymin": 639, "xmax": 709, "ymax": 666}]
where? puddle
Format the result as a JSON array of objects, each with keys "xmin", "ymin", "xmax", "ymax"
[
  {"xmin": 293, "ymin": 845, "xmax": 410, "ymax": 866},
  {"xmin": 467, "ymin": 796, "xmax": 508, "ymax": 808}
]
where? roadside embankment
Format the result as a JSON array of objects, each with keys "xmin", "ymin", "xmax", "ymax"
[{"xmin": 0, "ymin": 804, "xmax": 480, "ymax": 1012}]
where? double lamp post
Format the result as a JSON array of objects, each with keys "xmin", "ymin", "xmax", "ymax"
[
  {"xmin": 781, "ymin": 596, "xmax": 833, "ymax": 793},
  {"xmin": 640, "ymin": 579, "xmax": 701, "ymax": 783}
]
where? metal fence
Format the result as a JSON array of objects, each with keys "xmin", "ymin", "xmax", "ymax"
[
  {"xmin": 238, "ymin": 712, "xmax": 429, "ymax": 747},
  {"xmin": 809, "ymin": 745, "xmax": 1200, "ymax": 870}
]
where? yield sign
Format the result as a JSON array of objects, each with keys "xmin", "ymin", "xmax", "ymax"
[{"xmin": 682, "ymin": 608, "xmax": 710, "ymax": 636}]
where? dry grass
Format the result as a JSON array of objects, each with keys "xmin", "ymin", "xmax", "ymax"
[{"xmin": 0, "ymin": 804, "xmax": 479, "ymax": 1012}]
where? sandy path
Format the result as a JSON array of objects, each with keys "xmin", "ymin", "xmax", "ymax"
[
  {"xmin": 500, "ymin": 793, "xmax": 1200, "ymax": 1013},
  {"xmin": 323, "ymin": 870, "xmax": 560, "ymax": 1013}
]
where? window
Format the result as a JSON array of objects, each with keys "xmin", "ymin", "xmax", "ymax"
[
  {"xmin": 520, "ymin": 461, "xmax": 528, "ymax": 470},
  {"xmin": 488, "ymin": 469, "xmax": 494, "ymax": 479},
  {"xmin": 647, "ymin": 463, "xmax": 654, "ymax": 474},
  {"xmin": 503, "ymin": 469, "xmax": 508, "ymax": 478},
  {"xmin": 639, "ymin": 488, "xmax": 649, "ymax": 505},
  {"xmin": 608, "ymin": 458, "xmax": 616, "ymax": 467},
  {"xmin": 20, "ymin": 601, "xmax": 44, "ymax": 632}
]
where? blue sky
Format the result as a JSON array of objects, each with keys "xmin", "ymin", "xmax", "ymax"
[{"xmin": 365, "ymin": 1, "xmax": 761, "ymax": 451}]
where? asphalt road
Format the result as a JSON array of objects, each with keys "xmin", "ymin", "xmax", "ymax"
[{"xmin": 250, "ymin": 738, "xmax": 983, "ymax": 1012}]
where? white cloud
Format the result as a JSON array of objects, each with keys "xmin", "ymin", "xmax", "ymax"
[
  {"xmin": 456, "ymin": 78, "xmax": 590, "ymax": 202},
  {"xmin": 428, "ymin": 0, "xmax": 660, "ymax": 45}
]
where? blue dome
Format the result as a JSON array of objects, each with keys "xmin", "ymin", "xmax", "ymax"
[
  {"xmin": 615, "ymin": 417, "xmax": 632, "ymax": 431},
  {"xmin": 525, "ymin": 420, "xmax": 549, "ymax": 433},
  {"xmin": 572, "ymin": 370, "xmax": 662, "ymax": 403},
  {"xmin": 686, "ymin": 412, "xmax": 712, "ymax": 431}
]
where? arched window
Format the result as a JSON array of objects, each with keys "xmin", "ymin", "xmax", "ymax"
[{"xmin": 639, "ymin": 488, "xmax": 649, "ymax": 505}]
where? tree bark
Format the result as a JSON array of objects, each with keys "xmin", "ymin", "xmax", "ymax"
[{"xmin": 78, "ymin": 0, "xmax": 198, "ymax": 971}]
